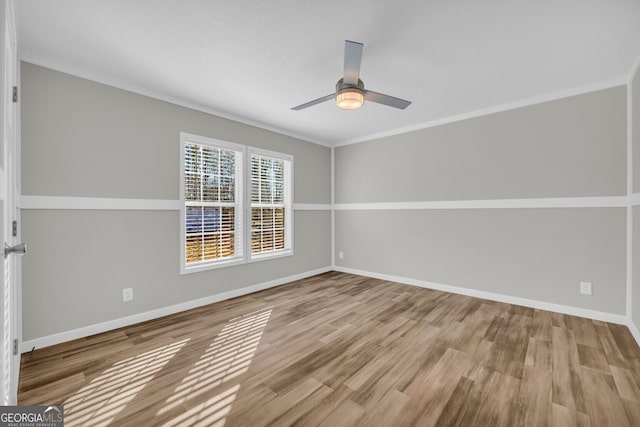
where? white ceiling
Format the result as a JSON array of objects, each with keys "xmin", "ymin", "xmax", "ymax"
[{"xmin": 16, "ymin": 0, "xmax": 640, "ymax": 146}]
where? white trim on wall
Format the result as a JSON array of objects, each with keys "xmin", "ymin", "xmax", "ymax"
[
  {"xmin": 628, "ymin": 51, "xmax": 640, "ymax": 84},
  {"xmin": 628, "ymin": 208, "xmax": 633, "ymax": 319},
  {"xmin": 627, "ymin": 74, "xmax": 634, "ymax": 320},
  {"xmin": 18, "ymin": 195, "xmax": 331, "ymax": 211},
  {"xmin": 0, "ymin": 169, "xmax": 5, "ymax": 201},
  {"xmin": 630, "ymin": 193, "xmax": 640, "ymax": 206},
  {"xmin": 335, "ymin": 196, "xmax": 628, "ymax": 211},
  {"xmin": 21, "ymin": 266, "xmax": 332, "ymax": 352},
  {"xmin": 335, "ymin": 78, "xmax": 628, "ymax": 147},
  {"xmin": 629, "ymin": 81, "xmax": 634, "ymax": 198},
  {"xmin": 294, "ymin": 203, "xmax": 331, "ymax": 211},
  {"xmin": 20, "ymin": 195, "xmax": 182, "ymax": 210},
  {"xmin": 331, "ymin": 146, "xmax": 335, "ymax": 267},
  {"xmin": 334, "ymin": 266, "xmax": 628, "ymax": 326}
]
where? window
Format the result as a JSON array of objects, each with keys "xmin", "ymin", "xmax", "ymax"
[
  {"xmin": 250, "ymin": 149, "xmax": 293, "ymax": 260},
  {"xmin": 180, "ymin": 134, "xmax": 293, "ymax": 274},
  {"xmin": 181, "ymin": 134, "xmax": 244, "ymax": 273}
]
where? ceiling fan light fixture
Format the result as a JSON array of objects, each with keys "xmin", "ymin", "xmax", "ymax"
[
  {"xmin": 336, "ymin": 88, "xmax": 364, "ymax": 110},
  {"xmin": 335, "ymin": 78, "xmax": 365, "ymax": 110}
]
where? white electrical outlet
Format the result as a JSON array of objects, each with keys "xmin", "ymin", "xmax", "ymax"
[
  {"xmin": 339, "ymin": 251, "xmax": 344, "ymax": 260},
  {"xmin": 579, "ymin": 281, "xmax": 592, "ymax": 296},
  {"xmin": 123, "ymin": 288, "xmax": 134, "ymax": 302}
]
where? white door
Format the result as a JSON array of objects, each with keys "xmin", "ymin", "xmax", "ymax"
[{"xmin": 0, "ymin": 0, "xmax": 20, "ymax": 405}]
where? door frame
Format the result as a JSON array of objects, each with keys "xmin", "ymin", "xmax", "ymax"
[{"xmin": 1, "ymin": 0, "xmax": 19, "ymax": 405}]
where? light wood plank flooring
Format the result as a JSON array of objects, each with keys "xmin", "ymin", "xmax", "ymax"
[{"xmin": 18, "ymin": 272, "xmax": 640, "ymax": 426}]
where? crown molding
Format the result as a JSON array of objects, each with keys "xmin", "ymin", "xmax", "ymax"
[
  {"xmin": 19, "ymin": 55, "xmax": 332, "ymax": 148},
  {"xmin": 21, "ymin": 54, "xmax": 633, "ymax": 149},
  {"xmin": 334, "ymin": 78, "xmax": 628, "ymax": 147}
]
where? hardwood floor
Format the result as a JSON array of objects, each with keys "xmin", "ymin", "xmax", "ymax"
[{"xmin": 18, "ymin": 272, "xmax": 640, "ymax": 426}]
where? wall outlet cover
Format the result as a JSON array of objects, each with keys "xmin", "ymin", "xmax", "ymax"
[
  {"xmin": 579, "ymin": 281, "xmax": 592, "ymax": 295},
  {"xmin": 123, "ymin": 288, "xmax": 134, "ymax": 302}
]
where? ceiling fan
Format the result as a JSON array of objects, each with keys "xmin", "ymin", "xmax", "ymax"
[{"xmin": 291, "ymin": 40, "xmax": 412, "ymax": 111}]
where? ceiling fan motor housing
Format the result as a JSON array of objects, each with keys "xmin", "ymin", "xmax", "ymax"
[{"xmin": 336, "ymin": 78, "xmax": 365, "ymax": 95}]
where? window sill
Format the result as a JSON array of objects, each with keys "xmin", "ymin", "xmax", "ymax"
[
  {"xmin": 180, "ymin": 249, "xmax": 294, "ymax": 275},
  {"xmin": 180, "ymin": 257, "xmax": 245, "ymax": 275},
  {"xmin": 249, "ymin": 249, "xmax": 294, "ymax": 264}
]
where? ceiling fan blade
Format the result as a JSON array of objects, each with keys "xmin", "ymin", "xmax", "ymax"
[
  {"xmin": 291, "ymin": 94, "xmax": 335, "ymax": 110},
  {"xmin": 343, "ymin": 40, "xmax": 363, "ymax": 85},
  {"xmin": 364, "ymin": 90, "xmax": 412, "ymax": 110}
]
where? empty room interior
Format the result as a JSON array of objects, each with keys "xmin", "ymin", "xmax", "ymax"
[{"xmin": 2, "ymin": 0, "xmax": 640, "ymax": 425}]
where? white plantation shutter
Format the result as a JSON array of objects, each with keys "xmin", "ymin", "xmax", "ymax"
[
  {"xmin": 180, "ymin": 134, "xmax": 293, "ymax": 273},
  {"xmin": 250, "ymin": 150, "xmax": 292, "ymax": 258},
  {"xmin": 182, "ymin": 135, "xmax": 243, "ymax": 272}
]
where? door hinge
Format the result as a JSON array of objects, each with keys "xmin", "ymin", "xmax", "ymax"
[
  {"xmin": 12, "ymin": 86, "xmax": 17, "ymax": 103},
  {"xmin": 13, "ymin": 339, "xmax": 18, "ymax": 355},
  {"xmin": 12, "ymin": 221, "xmax": 17, "ymax": 237}
]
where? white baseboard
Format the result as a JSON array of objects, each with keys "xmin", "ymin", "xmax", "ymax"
[
  {"xmin": 20, "ymin": 266, "xmax": 332, "ymax": 352},
  {"xmin": 22, "ymin": 265, "xmax": 639, "ymax": 353},
  {"xmin": 333, "ymin": 266, "xmax": 628, "ymax": 325}
]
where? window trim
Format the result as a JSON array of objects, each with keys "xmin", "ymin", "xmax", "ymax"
[
  {"xmin": 180, "ymin": 133, "xmax": 294, "ymax": 274},
  {"xmin": 180, "ymin": 132, "xmax": 246, "ymax": 274},
  {"xmin": 247, "ymin": 147, "xmax": 294, "ymax": 263}
]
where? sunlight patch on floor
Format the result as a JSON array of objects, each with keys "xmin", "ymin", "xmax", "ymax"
[
  {"xmin": 64, "ymin": 339, "xmax": 189, "ymax": 427},
  {"xmin": 163, "ymin": 384, "xmax": 239, "ymax": 427},
  {"xmin": 159, "ymin": 307, "xmax": 272, "ymax": 426}
]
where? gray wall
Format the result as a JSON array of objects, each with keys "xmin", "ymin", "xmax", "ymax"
[
  {"xmin": 634, "ymin": 206, "xmax": 640, "ymax": 327},
  {"xmin": 21, "ymin": 63, "xmax": 330, "ymax": 202},
  {"xmin": 335, "ymin": 87, "xmax": 628, "ymax": 315},
  {"xmin": 633, "ymin": 68, "xmax": 640, "ymax": 194},
  {"xmin": 633, "ymin": 65, "xmax": 640, "ymax": 327},
  {"xmin": 336, "ymin": 208, "xmax": 625, "ymax": 314},
  {"xmin": 336, "ymin": 88, "xmax": 626, "ymax": 203},
  {"xmin": 20, "ymin": 62, "xmax": 331, "ymax": 340}
]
